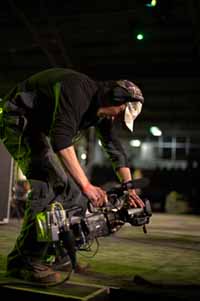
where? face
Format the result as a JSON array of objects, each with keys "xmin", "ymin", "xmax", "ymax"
[{"xmin": 97, "ymin": 104, "xmax": 126, "ymax": 120}]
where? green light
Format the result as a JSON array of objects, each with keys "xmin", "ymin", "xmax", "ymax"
[
  {"xmin": 150, "ymin": 126, "xmax": 162, "ymax": 137},
  {"xmin": 151, "ymin": 0, "xmax": 157, "ymax": 6},
  {"xmin": 0, "ymin": 107, "xmax": 3, "ymax": 114},
  {"xmin": 136, "ymin": 33, "xmax": 144, "ymax": 40},
  {"xmin": 146, "ymin": 0, "xmax": 157, "ymax": 7}
]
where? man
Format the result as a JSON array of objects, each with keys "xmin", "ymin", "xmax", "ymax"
[{"xmin": 0, "ymin": 68, "xmax": 144, "ymax": 284}]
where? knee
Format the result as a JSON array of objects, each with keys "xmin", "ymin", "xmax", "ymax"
[{"xmin": 29, "ymin": 180, "xmax": 54, "ymax": 213}]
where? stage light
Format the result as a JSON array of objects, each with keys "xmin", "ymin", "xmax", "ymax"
[
  {"xmin": 150, "ymin": 126, "xmax": 162, "ymax": 136},
  {"xmin": 130, "ymin": 139, "xmax": 141, "ymax": 147},
  {"xmin": 98, "ymin": 140, "xmax": 102, "ymax": 147},
  {"xmin": 146, "ymin": 0, "xmax": 157, "ymax": 7},
  {"xmin": 80, "ymin": 153, "xmax": 87, "ymax": 160},
  {"xmin": 136, "ymin": 33, "xmax": 144, "ymax": 40}
]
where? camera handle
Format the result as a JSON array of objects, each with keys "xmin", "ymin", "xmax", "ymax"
[{"xmin": 88, "ymin": 177, "xmax": 150, "ymax": 213}]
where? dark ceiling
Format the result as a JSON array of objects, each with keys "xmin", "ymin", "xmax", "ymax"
[{"xmin": 0, "ymin": 0, "xmax": 200, "ymax": 138}]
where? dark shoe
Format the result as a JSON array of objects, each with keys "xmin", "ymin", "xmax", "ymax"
[
  {"xmin": 7, "ymin": 262, "xmax": 62, "ymax": 284},
  {"xmin": 53, "ymin": 260, "xmax": 89, "ymax": 274},
  {"xmin": 52, "ymin": 258, "xmax": 72, "ymax": 272},
  {"xmin": 74, "ymin": 262, "xmax": 90, "ymax": 274}
]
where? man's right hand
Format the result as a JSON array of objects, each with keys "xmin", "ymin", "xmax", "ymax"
[
  {"xmin": 82, "ymin": 182, "xmax": 107, "ymax": 207},
  {"xmin": 58, "ymin": 147, "xmax": 107, "ymax": 207}
]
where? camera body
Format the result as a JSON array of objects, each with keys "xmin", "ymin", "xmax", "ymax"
[
  {"xmin": 67, "ymin": 194, "xmax": 152, "ymax": 249},
  {"xmin": 36, "ymin": 181, "xmax": 152, "ymax": 268},
  {"xmin": 73, "ymin": 198, "xmax": 152, "ymax": 245}
]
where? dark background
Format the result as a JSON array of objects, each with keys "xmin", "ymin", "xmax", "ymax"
[
  {"xmin": 0, "ymin": 0, "xmax": 200, "ymax": 135},
  {"xmin": 0, "ymin": 0, "xmax": 200, "ymax": 213}
]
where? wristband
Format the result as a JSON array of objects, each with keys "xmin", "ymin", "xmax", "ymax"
[{"xmin": 122, "ymin": 180, "xmax": 133, "ymax": 190}]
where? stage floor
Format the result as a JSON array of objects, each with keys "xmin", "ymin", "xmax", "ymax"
[{"xmin": 0, "ymin": 213, "xmax": 200, "ymax": 300}]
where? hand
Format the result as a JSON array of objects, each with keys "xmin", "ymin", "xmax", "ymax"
[
  {"xmin": 128, "ymin": 189, "xmax": 145, "ymax": 208},
  {"xmin": 82, "ymin": 182, "xmax": 107, "ymax": 207}
]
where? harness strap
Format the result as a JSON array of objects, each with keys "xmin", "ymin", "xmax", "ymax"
[{"xmin": 50, "ymin": 82, "xmax": 61, "ymax": 133}]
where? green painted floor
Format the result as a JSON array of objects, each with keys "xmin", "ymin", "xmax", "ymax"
[{"xmin": 0, "ymin": 213, "xmax": 200, "ymax": 299}]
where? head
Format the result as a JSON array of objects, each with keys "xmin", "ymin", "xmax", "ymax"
[
  {"xmin": 97, "ymin": 80, "xmax": 144, "ymax": 131},
  {"xmin": 97, "ymin": 104, "xmax": 126, "ymax": 119}
]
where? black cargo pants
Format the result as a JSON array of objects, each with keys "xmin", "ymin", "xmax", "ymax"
[{"xmin": 0, "ymin": 94, "xmax": 88, "ymax": 269}]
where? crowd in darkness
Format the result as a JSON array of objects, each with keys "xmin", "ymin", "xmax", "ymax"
[{"xmin": 144, "ymin": 165, "xmax": 200, "ymax": 213}]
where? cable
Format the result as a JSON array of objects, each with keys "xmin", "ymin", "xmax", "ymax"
[{"xmin": 78, "ymin": 237, "xmax": 100, "ymax": 259}]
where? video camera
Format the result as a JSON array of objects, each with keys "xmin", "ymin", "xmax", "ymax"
[
  {"xmin": 36, "ymin": 179, "xmax": 152, "ymax": 267},
  {"xmin": 77, "ymin": 179, "xmax": 152, "ymax": 242},
  {"xmin": 37, "ymin": 179, "xmax": 152, "ymax": 245}
]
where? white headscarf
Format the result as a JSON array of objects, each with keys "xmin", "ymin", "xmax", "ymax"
[
  {"xmin": 116, "ymin": 80, "xmax": 144, "ymax": 132},
  {"xmin": 124, "ymin": 101, "xmax": 142, "ymax": 132}
]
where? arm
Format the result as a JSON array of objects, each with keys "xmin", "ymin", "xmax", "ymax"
[
  {"xmin": 117, "ymin": 167, "xmax": 144, "ymax": 208},
  {"xmin": 96, "ymin": 120, "xmax": 144, "ymax": 208},
  {"xmin": 58, "ymin": 145, "xmax": 106, "ymax": 207}
]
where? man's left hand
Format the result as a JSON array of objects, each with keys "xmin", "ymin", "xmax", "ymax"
[{"xmin": 128, "ymin": 189, "xmax": 145, "ymax": 208}]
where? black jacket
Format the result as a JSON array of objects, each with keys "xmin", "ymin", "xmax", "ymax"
[{"xmin": 4, "ymin": 68, "xmax": 129, "ymax": 170}]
